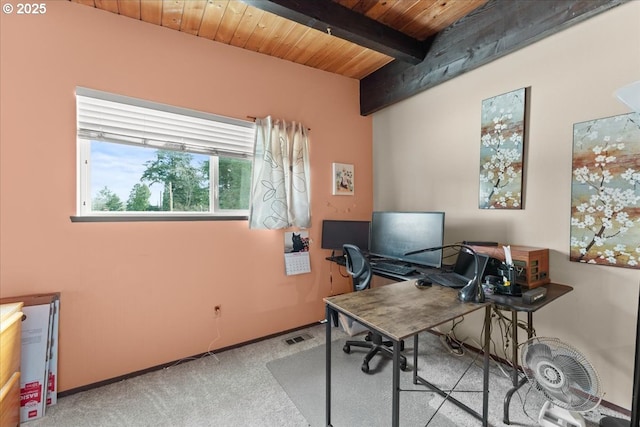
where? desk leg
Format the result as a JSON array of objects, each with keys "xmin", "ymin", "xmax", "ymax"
[
  {"xmin": 483, "ymin": 306, "xmax": 490, "ymax": 427},
  {"xmin": 392, "ymin": 340, "xmax": 401, "ymax": 427},
  {"xmin": 326, "ymin": 305, "xmax": 333, "ymax": 427},
  {"xmin": 503, "ymin": 377, "xmax": 528, "ymax": 424},
  {"xmin": 413, "ymin": 335, "xmax": 419, "ymax": 385},
  {"xmin": 503, "ymin": 310, "xmax": 534, "ymax": 425},
  {"xmin": 511, "ymin": 309, "xmax": 519, "ymax": 387},
  {"xmin": 503, "ymin": 309, "xmax": 519, "ymax": 425}
]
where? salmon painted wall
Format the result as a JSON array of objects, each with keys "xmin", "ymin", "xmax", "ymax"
[
  {"xmin": 0, "ymin": 1, "xmax": 372, "ymax": 391},
  {"xmin": 372, "ymin": 2, "xmax": 640, "ymax": 409}
]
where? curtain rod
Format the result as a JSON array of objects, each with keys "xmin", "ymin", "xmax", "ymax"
[{"xmin": 247, "ymin": 116, "xmax": 311, "ymax": 131}]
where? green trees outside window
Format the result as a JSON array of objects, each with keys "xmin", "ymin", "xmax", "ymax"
[{"xmin": 89, "ymin": 144, "xmax": 251, "ymax": 214}]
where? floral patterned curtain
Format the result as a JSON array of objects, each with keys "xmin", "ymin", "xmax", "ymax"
[{"xmin": 249, "ymin": 116, "xmax": 311, "ymax": 229}]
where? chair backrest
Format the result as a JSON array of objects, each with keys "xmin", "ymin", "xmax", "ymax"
[{"xmin": 343, "ymin": 244, "xmax": 372, "ymax": 292}]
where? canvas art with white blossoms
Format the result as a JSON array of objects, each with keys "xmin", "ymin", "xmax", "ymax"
[
  {"xmin": 479, "ymin": 87, "xmax": 526, "ymax": 209},
  {"xmin": 570, "ymin": 112, "xmax": 640, "ymax": 269}
]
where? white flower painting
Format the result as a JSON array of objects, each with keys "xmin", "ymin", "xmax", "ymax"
[
  {"xmin": 479, "ymin": 87, "xmax": 526, "ymax": 209},
  {"xmin": 570, "ymin": 112, "xmax": 640, "ymax": 269}
]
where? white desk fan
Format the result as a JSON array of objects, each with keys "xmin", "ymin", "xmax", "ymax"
[{"xmin": 521, "ymin": 337, "xmax": 603, "ymax": 427}]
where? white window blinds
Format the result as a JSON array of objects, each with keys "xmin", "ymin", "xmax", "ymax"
[{"xmin": 76, "ymin": 87, "xmax": 255, "ymax": 158}]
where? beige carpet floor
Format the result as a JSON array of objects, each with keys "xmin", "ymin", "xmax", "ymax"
[{"xmin": 26, "ymin": 322, "xmax": 630, "ymax": 427}]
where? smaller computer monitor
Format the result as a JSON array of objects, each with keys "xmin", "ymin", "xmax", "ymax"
[{"xmin": 321, "ymin": 220, "xmax": 370, "ymax": 252}]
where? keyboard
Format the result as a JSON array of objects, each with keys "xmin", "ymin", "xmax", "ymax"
[
  {"xmin": 372, "ymin": 262, "xmax": 416, "ymax": 276},
  {"xmin": 426, "ymin": 273, "xmax": 468, "ymax": 288}
]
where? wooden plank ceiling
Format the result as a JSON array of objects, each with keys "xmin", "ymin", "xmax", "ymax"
[
  {"xmin": 70, "ymin": 0, "xmax": 628, "ymax": 115},
  {"xmin": 71, "ymin": 0, "xmax": 484, "ymax": 79}
]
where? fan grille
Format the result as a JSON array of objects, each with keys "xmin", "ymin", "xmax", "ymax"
[{"xmin": 521, "ymin": 337, "xmax": 602, "ymax": 412}]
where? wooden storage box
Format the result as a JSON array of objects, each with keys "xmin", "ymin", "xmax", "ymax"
[
  {"xmin": 0, "ymin": 372, "xmax": 21, "ymax": 427},
  {"xmin": 1, "ymin": 302, "xmax": 23, "ymax": 427},
  {"xmin": 469, "ymin": 244, "xmax": 550, "ymax": 289}
]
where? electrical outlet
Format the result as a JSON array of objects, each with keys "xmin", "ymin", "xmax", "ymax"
[{"xmin": 214, "ymin": 305, "xmax": 222, "ymax": 318}]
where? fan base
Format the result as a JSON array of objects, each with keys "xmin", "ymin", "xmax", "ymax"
[
  {"xmin": 599, "ymin": 416, "xmax": 630, "ymax": 427},
  {"xmin": 539, "ymin": 402, "xmax": 585, "ymax": 427}
]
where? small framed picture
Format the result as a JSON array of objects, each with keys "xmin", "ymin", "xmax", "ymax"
[{"xmin": 332, "ymin": 163, "xmax": 354, "ymax": 195}]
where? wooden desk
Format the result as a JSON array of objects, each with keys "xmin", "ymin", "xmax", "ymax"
[
  {"xmin": 324, "ymin": 280, "xmax": 491, "ymax": 427},
  {"xmin": 487, "ymin": 282, "xmax": 573, "ymax": 424},
  {"xmin": 324, "ymin": 256, "xmax": 574, "ymax": 425}
]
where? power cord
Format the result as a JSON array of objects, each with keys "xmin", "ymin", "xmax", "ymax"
[
  {"xmin": 328, "ymin": 252, "xmax": 350, "ymax": 296},
  {"xmin": 431, "ymin": 316, "xmax": 539, "ymax": 425},
  {"xmin": 439, "ymin": 316, "xmax": 466, "ymax": 356},
  {"xmin": 205, "ymin": 316, "xmax": 221, "ymax": 362},
  {"xmin": 489, "ymin": 306, "xmax": 542, "ymax": 422},
  {"xmin": 440, "ymin": 334, "xmax": 464, "ymax": 356},
  {"xmin": 164, "ymin": 316, "xmax": 221, "ymax": 369}
]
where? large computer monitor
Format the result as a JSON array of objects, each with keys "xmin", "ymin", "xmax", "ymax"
[
  {"xmin": 369, "ymin": 211, "xmax": 445, "ymax": 268},
  {"xmin": 321, "ymin": 220, "xmax": 370, "ymax": 253}
]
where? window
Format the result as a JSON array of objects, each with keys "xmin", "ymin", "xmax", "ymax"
[{"xmin": 76, "ymin": 88, "xmax": 255, "ymax": 219}]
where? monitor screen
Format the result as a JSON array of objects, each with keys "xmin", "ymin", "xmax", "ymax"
[
  {"xmin": 455, "ymin": 250, "xmax": 490, "ymax": 280},
  {"xmin": 369, "ymin": 211, "xmax": 445, "ymax": 268},
  {"xmin": 321, "ymin": 220, "xmax": 370, "ymax": 252}
]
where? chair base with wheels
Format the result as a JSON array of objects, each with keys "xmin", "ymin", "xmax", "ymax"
[
  {"xmin": 342, "ymin": 244, "xmax": 408, "ymax": 374},
  {"xmin": 343, "ymin": 331, "xmax": 407, "ymax": 373}
]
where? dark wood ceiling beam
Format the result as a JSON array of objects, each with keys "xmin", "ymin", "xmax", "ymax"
[
  {"xmin": 242, "ymin": 0, "xmax": 427, "ymax": 65},
  {"xmin": 360, "ymin": 0, "xmax": 630, "ymax": 115}
]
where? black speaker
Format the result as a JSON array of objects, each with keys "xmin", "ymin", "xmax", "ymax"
[{"xmin": 522, "ymin": 287, "xmax": 547, "ymax": 304}]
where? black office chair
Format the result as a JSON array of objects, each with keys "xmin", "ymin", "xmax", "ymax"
[{"xmin": 342, "ymin": 244, "xmax": 407, "ymax": 373}]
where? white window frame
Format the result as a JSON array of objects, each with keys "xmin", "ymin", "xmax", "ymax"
[{"xmin": 75, "ymin": 87, "xmax": 255, "ymax": 219}]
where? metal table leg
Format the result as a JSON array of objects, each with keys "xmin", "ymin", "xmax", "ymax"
[
  {"xmin": 503, "ymin": 310, "xmax": 533, "ymax": 424},
  {"xmin": 504, "ymin": 376, "xmax": 528, "ymax": 424},
  {"xmin": 392, "ymin": 338, "xmax": 401, "ymax": 427},
  {"xmin": 413, "ymin": 334, "xmax": 419, "ymax": 385},
  {"xmin": 326, "ymin": 305, "xmax": 333, "ymax": 427},
  {"xmin": 408, "ymin": 308, "xmax": 491, "ymax": 426},
  {"xmin": 483, "ymin": 305, "xmax": 491, "ymax": 426}
]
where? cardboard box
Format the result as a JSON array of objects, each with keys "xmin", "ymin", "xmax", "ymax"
[
  {"xmin": 338, "ymin": 312, "xmax": 368, "ymax": 336},
  {"xmin": 18, "ymin": 303, "xmax": 50, "ymax": 422},
  {"xmin": 46, "ymin": 298, "xmax": 59, "ymax": 406},
  {"xmin": 0, "ymin": 293, "xmax": 60, "ymax": 422}
]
